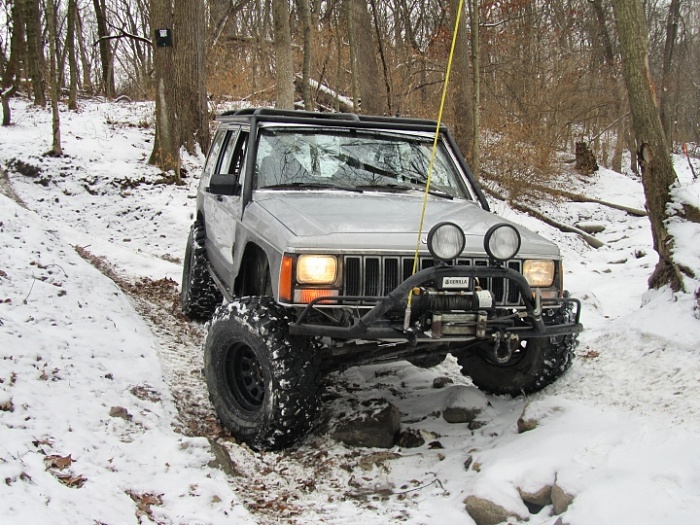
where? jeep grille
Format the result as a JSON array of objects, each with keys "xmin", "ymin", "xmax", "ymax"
[{"xmin": 343, "ymin": 256, "xmax": 522, "ymax": 306}]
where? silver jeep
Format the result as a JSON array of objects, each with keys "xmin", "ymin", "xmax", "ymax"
[{"xmin": 181, "ymin": 108, "xmax": 582, "ymax": 450}]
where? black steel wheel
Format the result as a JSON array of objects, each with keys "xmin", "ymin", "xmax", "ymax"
[
  {"xmin": 204, "ymin": 297, "xmax": 323, "ymax": 450},
  {"xmin": 181, "ymin": 221, "xmax": 222, "ymax": 321}
]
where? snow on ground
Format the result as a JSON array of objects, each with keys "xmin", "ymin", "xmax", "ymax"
[{"xmin": 1, "ymin": 98, "xmax": 699, "ymax": 525}]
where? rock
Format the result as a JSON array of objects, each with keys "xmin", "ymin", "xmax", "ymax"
[
  {"xmin": 442, "ymin": 386, "xmax": 488, "ymax": 424},
  {"xmin": 464, "ymin": 495, "xmax": 527, "ymax": 525},
  {"xmin": 432, "ymin": 377, "xmax": 453, "ymax": 389},
  {"xmin": 518, "ymin": 484, "xmax": 552, "ymax": 507},
  {"xmin": 444, "ymin": 406, "xmax": 482, "ymax": 424},
  {"xmin": 464, "ymin": 455, "xmax": 473, "ymax": 470},
  {"xmin": 397, "ymin": 428, "xmax": 425, "ymax": 448},
  {"xmin": 331, "ymin": 400, "xmax": 401, "ymax": 448},
  {"xmin": 109, "ymin": 406, "xmax": 132, "ymax": 420},
  {"xmin": 551, "ymin": 480, "xmax": 575, "ymax": 515},
  {"xmin": 207, "ymin": 438, "xmax": 241, "ymax": 477}
]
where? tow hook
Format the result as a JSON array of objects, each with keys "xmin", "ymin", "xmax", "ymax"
[
  {"xmin": 532, "ymin": 288, "xmax": 543, "ymax": 321},
  {"xmin": 490, "ymin": 332, "xmax": 520, "ymax": 364}
]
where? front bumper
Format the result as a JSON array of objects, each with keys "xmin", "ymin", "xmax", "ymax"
[{"xmin": 289, "ymin": 264, "xmax": 582, "ymax": 342}]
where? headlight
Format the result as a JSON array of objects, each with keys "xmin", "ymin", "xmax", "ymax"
[
  {"xmin": 427, "ymin": 222, "xmax": 466, "ymax": 262},
  {"xmin": 296, "ymin": 255, "xmax": 338, "ymax": 284},
  {"xmin": 484, "ymin": 224, "xmax": 521, "ymax": 261},
  {"xmin": 523, "ymin": 260, "xmax": 556, "ymax": 287}
]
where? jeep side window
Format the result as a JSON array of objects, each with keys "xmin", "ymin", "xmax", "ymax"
[
  {"xmin": 210, "ymin": 130, "xmax": 248, "ymax": 196},
  {"xmin": 229, "ymin": 131, "xmax": 248, "ymax": 179},
  {"xmin": 203, "ymin": 130, "xmax": 227, "ymax": 181}
]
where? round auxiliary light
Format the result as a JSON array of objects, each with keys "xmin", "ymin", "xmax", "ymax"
[
  {"xmin": 484, "ymin": 223, "xmax": 521, "ymax": 261},
  {"xmin": 427, "ymin": 222, "xmax": 466, "ymax": 262}
]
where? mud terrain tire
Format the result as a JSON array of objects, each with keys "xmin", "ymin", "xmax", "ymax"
[
  {"xmin": 204, "ymin": 297, "xmax": 323, "ymax": 450},
  {"xmin": 181, "ymin": 222, "xmax": 222, "ymax": 321},
  {"xmin": 457, "ymin": 305, "xmax": 577, "ymax": 396}
]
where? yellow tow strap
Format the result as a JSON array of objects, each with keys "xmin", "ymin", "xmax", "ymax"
[{"xmin": 406, "ymin": 0, "xmax": 465, "ymax": 317}]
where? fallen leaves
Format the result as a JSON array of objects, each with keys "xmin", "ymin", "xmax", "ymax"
[
  {"xmin": 127, "ymin": 490, "xmax": 164, "ymax": 522},
  {"xmin": 45, "ymin": 454, "xmax": 74, "ymax": 470},
  {"xmin": 0, "ymin": 398, "xmax": 14, "ymax": 412},
  {"xmin": 43, "ymin": 454, "xmax": 88, "ymax": 488}
]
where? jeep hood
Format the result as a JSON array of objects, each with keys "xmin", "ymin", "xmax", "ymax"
[{"xmin": 251, "ymin": 191, "xmax": 559, "ymax": 258}]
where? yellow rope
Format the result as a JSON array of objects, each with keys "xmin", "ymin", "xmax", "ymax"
[{"xmin": 407, "ymin": 0, "xmax": 465, "ymax": 310}]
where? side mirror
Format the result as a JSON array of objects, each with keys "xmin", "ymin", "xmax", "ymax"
[{"xmin": 208, "ymin": 173, "xmax": 240, "ymax": 196}]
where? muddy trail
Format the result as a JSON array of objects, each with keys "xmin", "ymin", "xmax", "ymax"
[{"xmin": 83, "ymin": 252, "xmax": 456, "ymax": 524}]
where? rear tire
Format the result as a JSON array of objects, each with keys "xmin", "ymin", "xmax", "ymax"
[
  {"xmin": 181, "ymin": 222, "xmax": 222, "ymax": 321},
  {"xmin": 204, "ymin": 297, "xmax": 322, "ymax": 450}
]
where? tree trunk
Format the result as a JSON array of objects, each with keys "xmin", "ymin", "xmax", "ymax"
[
  {"xmin": 298, "ymin": 0, "xmax": 313, "ymax": 110},
  {"xmin": 350, "ymin": 0, "xmax": 384, "ymax": 114},
  {"xmin": 93, "ymin": 0, "xmax": 115, "ymax": 98},
  {"xmin": 271, "ymin": 0, "xmax": 294, "ymax": 109},
  {"xmin": 75, "ymin": 8, "xmax": 94, "ymax": 94},
  {"xmin": 346, "ymin": 0, "xmax": 360, "ymax": 113},
  {"xmin": 174, "ymin": 0, "xmax": 209, "ymax": 154},
  {"xmin": 149, "ymin": 0, "xmax": 180, "ymax": 176},
  {"xmin": 612, "ymin": 0, "xmax": 683, "ymax": 291},
  {"xmin": 66, "ymin": 0, "xmax": 79, "ymax": 110},
  {"xmin": 369, "ymin": 0, "xmax": 392, "ymax": 113},
  {"xmin": 448, "ymin": 0, "xmax": 472, "ymax": 159},
  {"xmin": 23, "ymin": 0, "xmax": 47, "ymax": 107},
  {"xmin": 469, "ymin": 0, "xmax": 480, "ymax": 178},
  {"xmin": 660, "ymin": 0, "xmax": 681, "ymax": 144},
  {"xmin": 46, "ymin": 0, "xmax": 62, "ymax": 156},
  {"xmin": 2, "ymin": 0, "xmax": 23, "ymax": 126}
]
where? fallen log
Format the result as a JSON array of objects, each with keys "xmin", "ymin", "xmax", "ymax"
[
  {"xmin": 528, "ymin": 183, "xmax": 647, "ymax": 217},
  {"xmin": 482, "ymin": 184, "xmax": 605, "ymax": 249},
  {"xmin": 482, "ymin": 169, "xmax": 647, "ymax": 217}
]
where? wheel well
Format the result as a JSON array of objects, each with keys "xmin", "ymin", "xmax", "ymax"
[{"xmin": 234, "ymin": 244, "xmax": 272, "ymax": 297}]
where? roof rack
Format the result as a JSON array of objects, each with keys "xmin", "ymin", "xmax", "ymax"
[{"xmin": 217, "ymin": 107, "xmax": 445, "ymax": 133}]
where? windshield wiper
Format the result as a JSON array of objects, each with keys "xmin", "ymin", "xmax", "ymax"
[
  {"xmin": 422, "ymin": 186, "xmax": 454, "ymax": 200},
  {"xmin": 262, "ymin": 182, "xmax": 363, "ymax": 193},
  {"xmin": 355, "ymin": 184, "xmax": 409, "ymax": 193}
]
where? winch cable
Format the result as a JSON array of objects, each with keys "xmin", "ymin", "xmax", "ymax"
[{"xmin": 405, "ymin": 0, "xmax": 466, "ymax": 330}]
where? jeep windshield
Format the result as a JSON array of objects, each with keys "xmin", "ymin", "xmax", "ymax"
[{"xmin": 254, "ymin": 127, "xmax": 473, "ymax": 200}]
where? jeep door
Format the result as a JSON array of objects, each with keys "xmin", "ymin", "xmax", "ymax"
[{"xmin": 203, "ymin": 127, "xmax": 248, "ymax": 290}]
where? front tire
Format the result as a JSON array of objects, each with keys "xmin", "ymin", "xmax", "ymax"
[
  {"xmin": 204, "ymin": 297, "xmax": 322, "ymax": 450},
  {"xmin": 457, "ymin": 305, "xmax": 578, "ymax": 396},
  {"xmin": 181, "ymin": 222, "xmax": 222, "ymax": 321}
]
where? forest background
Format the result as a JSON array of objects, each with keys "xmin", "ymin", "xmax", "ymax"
[{"xmin": 1, "ymin": 0, "xmax": 699, "ymax": 294}]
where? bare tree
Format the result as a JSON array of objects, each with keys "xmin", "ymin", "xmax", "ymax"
[
  {"xmin": 271, "ymin": 0, "xmax": 294, "ymax": 108},
  {"xmin": 448, "ymin": 0, "xmax": 472, "ymax": 158},
  {"xmin": 93, "ymin": 0, "xmax": 115, "ymax": 97},
  {"xmin": 66, "ymin": 0, "xmax": 79, "ymax": 109},
  {"xmin": 1, "ymin": 0, "xmax": 23, "ymax": 125},
  {"xmin": 23, "ymin": 0, "xmax": 47, "ymax": 107},
  {"xmin": 298, "ymin": 0, "xmax": 313, "ymax": 110},
  {"xmin": 350, "ymin": 0, "xmax": 384, "ymax": 114},
  {"xmin": 660, "ymin": 0, "xmax": 681, "ymax": 143},
  {"xmin": 149, "ymin": 0, "xmax": 179, "ymax": 175},
  {"xmin": 174, "ymin": 0, "xmax": 209, "ymax": 153},
  {"xmin": 46, "ymin": 0, "xmax": 62, "ymax": 155},
  {"xmin": 612, "ymin": 0, "xmax": 684, "ymax": 291}
]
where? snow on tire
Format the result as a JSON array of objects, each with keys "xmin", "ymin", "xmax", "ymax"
[
  {"xmin": 204, "ymin": 297, "xmax": 323, "ymax": 451},
  {"xmin": 181, "ymin": 222, "xmax": 222, "ymax": 321}
]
